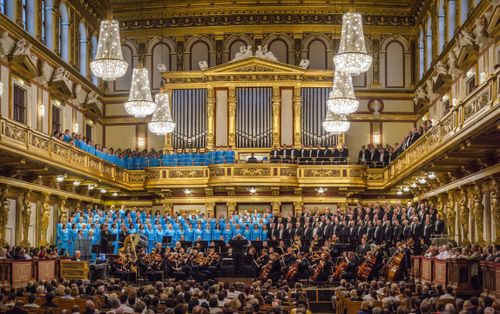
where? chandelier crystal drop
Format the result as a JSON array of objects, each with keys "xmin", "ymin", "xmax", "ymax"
[
  {"xmin": 148, "ymin": 93, "xmax": 176, "ymax": 135},
  {"xmin": 327, "ymin": 71, "xmax": 359, "ymax": 115},
  {"xmin": 124, "ymin": 68, "xmax": 156, "ymax": 118},
  {"xmin": 333, "ymin": 12, "xmax": 373, "ymax": 75},
  {"xmin": 322, "ymin": 111, "xmax": 350, "ymax": 134},
  {"xmin": 90, "ymin": 20, "xmax": 128, "ymax": 81}
]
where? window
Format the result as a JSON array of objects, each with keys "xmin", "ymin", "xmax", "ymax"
[
  {"xmin": 426, "ymin": 18, "xmax": 433, "ymax": 70},
  {"xmin": 0, "ymin": 0, "xmax": 5, "ymax": 15},
  {"xmin": 85, "ymin": 123, "xmax": 92, "ymax": 141},
  {"xmin": 418, "ymin": 30, "xmax": 424, "ymax": 79},
  {"xmin": 466, "ymin": 73, "xmax": 476, "ymax": 94},
  {"xmin": 42, "ymin": 0, "xmax": 54, "ymax": 48},
  {"xmin": 448, "ymin": 0, "xmax": 456, "ymax": 40},
  {"xmin": 79, "ymin": 22, "xmax": 88, "ymax": 76},
  {"xmin": 461, "ymin": 0, "xmax": 469, "ymax": 25},
  {"xmin": 52, "ymin": 104, "xmax": 62, "ymax": 132},
  {"xmin": 59, "ymin": 3, "xmax": 69, "ymax": 62},
  {"xmin": 91, "ymin": 35, "xmax": 98, "ymax": 85},
  {"xmin": 21, "ymin": 0, "xmax": 26, "ymax": 29},
  {"xmin": 437, "ymin": 0, "xmax": 445, "ymax": 54},
  {"xmin": 25, "ymin": 0, "xmax": 35, "ymax": 35},
  {"xmin": 13, "ymin": 85, "xmax": 27, "ymax": 124}
]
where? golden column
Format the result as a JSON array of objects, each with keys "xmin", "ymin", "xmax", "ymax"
[
  {"xmin": 293, "ymin": 86, "xmax": 302, "ymax": 148},
  {"xmin": 227, "ymin": 202, "xmax": 237, "ymax": 215},
  {"xmin": 293, "ymin": 201, "xmax": 303, "ymax": 217},
  {"xmin": 40, "ymin": 193, "xmax": 50, "ymax": 247},
  {"xmin": 471, "ymin": 184, "xmax": 485, "ymax": 245},
  {"xmin": 205, "ymin": 202, "xmax": 215, "ymax": 218},
  {"xmin": 0, "ymin": 186, "xmax": 9, "ymax": 246},
  {"xmin": 164, "ymin": 89, "xmax": 173, "ymax": 151},
  {"xmin": 20, "ymin": 190, "xmax": 32, "ymax": 247},
  {"xmin": 227, "ymin": 87, "xmax": 237, "ymax": 147},
  {"xmin": 490, "ymin": 179, "xmax": 500, "ymax": 245},
  {"xmin": 163, "ymin": 202, "xmax": 173, "ymax": 216},
  {"xmin": 271, "ymin": 202, "xmax": 281, "ymax": 216},
  {"xmin": 207, "ymin": 87, "xmax": 216, "ymax": 150},
  {"xmin": 272, "ymin": 86, "xmax": 281, "ymax": 148}
]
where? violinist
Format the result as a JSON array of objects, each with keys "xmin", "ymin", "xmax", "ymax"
[
  {"xmin": 283, "ymin": 247, "xmax": 297, "ymax": 266},
  {"xmin": 267, "ymin": 252, "xmax": 283, "ymax": 283}
]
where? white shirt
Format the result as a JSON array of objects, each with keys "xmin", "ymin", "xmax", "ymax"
[{"xmin": 436, "ymin": 251, "xmax": 450, "ymax": 260}]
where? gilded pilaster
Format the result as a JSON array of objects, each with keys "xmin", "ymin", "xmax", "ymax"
[
  {"xmin": 34, "ymin": 0, "xmax": 42, "ymax": 42},
  {"xmin": 164, "ymin": 89, "xmax": 173, "ymax": 151},
  {"xmin": 471, "ymin": 184, "xmax": 485, "ymax": 245},
  {"xmin": 272, "ymin": 86, "xmax": 281, "ymax": 148},
  {"xmin": 207, "ymin": 87, "xmax": 216, "ymax": 150},
  {"xmin": 293, "ymin": 201, "xmax": 303, "ymax": 217},
  {"xmin": 271, "ymin": 202, "xmax": 281, "ymax": 215},
  {"xmin": 40, "ymin": 193, "xmax": 50, "ymax": 247},
  {"xmin": 490, "ymin": 179, "xmax": 499, "ymax": 245},
  {"xmin": 227, "ymin": 87, "xmax": 236, "ymax": 147},
  {"xmin": 458, "ymin": 188, "xmax": 470, "ymax": 244},
  {"xmin": 446, "ymin": 190, "xmax": 456, "ymax": 239},
  {"xmin": 0, "ymin": 186, "xmax": 9, "ymax": 246},
  {"xmin": 293, "ymin": 86, "xmax": 301, "ymax": 148},
  {"xmin": 371, "ymin": 37, "xmax": 381, "ymax": 87},
  {"xmin": 226, "ymin": 202, "xmax": 236, "ymax": 215},
  {"xmin": 21, "ymin": 190, "xmax": 32, "ymax": 247},
  {"xmin": 205, "ymin": 202, "xmax": 215, "ymax": 218},
  {"xmin": 163, "ymin": 202, "xmax": 173, "ymax": 215}
]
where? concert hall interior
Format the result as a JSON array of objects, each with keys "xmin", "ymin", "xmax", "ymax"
[{"xmin": 0, "ymin": 0, "xmax": 497, "ymax": 313}]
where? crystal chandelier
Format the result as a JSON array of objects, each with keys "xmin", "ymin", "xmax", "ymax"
[
  {"xmin": 124, "ymin": 68, "xmax": 156, "ymax": 118},
  {"xmin": 327, "ymin": 71, "xmax": 359, "ymax": 115},
  {"xmin": 148, "ymin": 92, "xmax": 176, "ymax": 135},
  {"xmin": 322, "ymin": 111, "xmax": 350, "ymax": 133},
  {"xmin": 90, "ymin": 20, "xmax": 128, "ymax": 81},
  {"xmin": 333, "ymin": 12, "xmax": 373, "ymax": 75}
]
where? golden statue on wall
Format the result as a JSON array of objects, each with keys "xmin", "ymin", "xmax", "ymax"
[
  {"xmin": 21, "ymin": 191, "xmax": 31, "ymax": 247},
  {"xmin": 446, "ymin": 191, "xmax": 456, "ymax": 238},
  {"xmin": 0, "ymin": 187, "xmax": 9, "ymax": 246},
  {"xmin": 471, "ymin": 184, "xmax": 485, "ymax": 245},
  {"xmin": 40, "ymin": 194, "xmax": 50, "ymax": 247},
  {"xmin": 458, "ymin": 188, "xmax": 470, "ymax": 244},
  {"xmin": 436, "ymin": 194, "xmax": 444, "ymax": 218},
  {"xmin": 59, "ymin": 197, "xmax": 68, "ymax": 223},
  {"xmin": 490, "ymin": 179, "xmax": 499, "ymax": 245}
]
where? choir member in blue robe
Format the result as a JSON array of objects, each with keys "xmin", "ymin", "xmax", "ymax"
[
  {"xmin": 174, "ymin": 225, "xmax": 185, "ymax": 244},
  {"xmin": 146, "ymin": 224, "xmax": 155, "ymax": 252},
  {"xmin": 212, "ymin": 224, "xmax": 222, "ymax": 242},
  {"xmin": 261, "ymin": 225, "xmax": 269, "ymax": 241},
  {"xmin": 193, "ymin": 225, "xmax": 203, "ymax": 242},
  {"xmin": 110, "ymin": 223, "xmax": 119, "ymax": 254},
  {"xmin": 243, "ymin": 225, "xmax": 252, "ymax": 240},
  {"xmin": 202, "ymin": 225, "xmax": 212, "ymax": 242},
  {"xmin": 69, "ymin": 224, "xmax": 79, "ymax": 256},
  {"xmin": 58, "ymin": 224, "xmax": 70, "ymax": 254},
  {"xmin": 164, "ymin": 224, "xmax": 175, "ymax": 247},
  {"xmin": 155, "ymin": 224, "xmax": 165, "ymax": 246},
  {"xmin": 223, "ymin": 225, "xmax": 233, "ymax": 243},
  {"xmin": 184, "ymin": 225, "xmax": 194, "ymax": 242},
  {"xmin": 233, "ymin": 224, "xmax": 243, "ymax": 237},
  {"xmin": 251, "ymin": 224, "xmax": 262, "ymax": 241}
]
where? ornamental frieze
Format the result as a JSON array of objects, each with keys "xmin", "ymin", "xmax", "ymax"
[
  {"xmin": 30, "ymin": 134, "xmax": 49, "ymax": 151},
  {"xmin": 303, "ymin": 169, "xmax": 340, "ymax": 177},
  {"xmin": 119, "ymin": 14, "xmax": 414, "ymax": 30},
  {"xmin": 234, "ymin": 168, "xmax": 271, "ymax": 176},
  {"xmin": 2, "ymin": 121, "xmax": 27, "ymax": 143},
  {"xmin": 209, "ymin": 168, "xmax": 226, "ymax": 177},
  {"xmin": 279, "ymin": 168, "xmax": 297, "ymax": 177},
  {"xmin": 168, "ymin": 169, "xmax": 205, "ymax": 178},
  {"xmin": 128, "ymin": 173, "xmax": 147, "ymax": 182},
  {"xmin": 463, "ymin": 88, "xmax": 490, "ymax": 121},
  {"xmin": 146, "ymin": 171, "xmax": 160, "ymax": 180}
]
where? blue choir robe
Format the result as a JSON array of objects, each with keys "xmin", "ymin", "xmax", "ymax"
[
  {"xmin": 212, "ymin": 229, "xmax": 222, "ymax": 242},
  {"xmin": 243, "ymin": 229, "xmax": 251, "ymax": 240},
  {"xmin": 233, "ymin": 227, "xmax": 243, "ymax": 237},
  {"xmin": 261, "ymin": 230, "xmax": 269, "ymax": 241},
  {"xmin": 110, "ymin": 228, "xmax": 119, "ymax": 254},
  {"xmin": 155, "ymin": 229, "xmax": 164, "ymax": 244},
  {"xmin": 209, "ymin": 219, "xmax": 217, "ymax": 229},
  {"xmin": 174, "ymin": 229, "xmax": 184, "ymax": 244},
  {"xmin": 164, "ymin": 229, "xmax": 175, "ymax": 246},
  {"xmin": 183, "ymin": 228, "xmax": 193, "ymax": 242},
  {"xmin": 146, "ymin": 228, "xmax": 155, "ymax": 252},
  {"xmin": 58, "ymin": 228, "xmax": 70, "ymax": 253},
  {"xmin": 251, "ymin": 229, "xmax": 262, "ymax": 241},
  {"xmin": 223, "ymin": 229, "xmax": 232, "ymax": 242},
  {"xmin": 193, "ymin": 228, "xmax": 203, "ymax": 242},
  {"xmin": 69, "ymin": 229, "xmax": 79, "ymax": 256},
  {"xmin": 128, "ymin": 227, "xmax": 137, "ymax": 234},
  {"xmin": 202, "ymin": 229, "xmax": 212, "ymax": 242},
  {"xmin": 219, "ymin": 219, "xmax": 226, "ymax": 230}
]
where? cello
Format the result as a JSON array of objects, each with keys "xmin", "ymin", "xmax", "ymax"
[
  {"xmin": 356, "ymin": 245, "xmax": 380, "ymax": 281},
  {"xmin": 332, "ymin": 252, "xmax": 349, "ymax": 280},
  {"xmin": 385, "ymin": 239, "xmax": 413, "ymax": 281}
]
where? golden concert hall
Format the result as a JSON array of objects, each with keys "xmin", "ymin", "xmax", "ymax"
[{"xmin": 0, "ymin": 0, "xmax": 497, "ymax": 313}]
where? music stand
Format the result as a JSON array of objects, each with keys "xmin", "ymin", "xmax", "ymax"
[
  {"xmin": 180, "ymin": 241, "xmax": 191, "ymax": 250},
  {"xmin": 251, "ymin": 241, "xmax": 262, "ymax": 251},
  {"xmin": 162, "ymin": 236, "xmax": 172, "ymax": 246},
  {"xmin": 213, "ymin": 240, "xmax": 224, "ymax": 253}
]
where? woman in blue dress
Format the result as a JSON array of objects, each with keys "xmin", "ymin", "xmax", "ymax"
[
  {"xmin": 202, "ymin": 224, "xmax": 212, "ymax": 242},
  {"xmin": 223, "ymin": 225, "xmax": 233, "ymax": 243},
  {"xmin": 145, "ymin": 224, "xmax": 155, "ymax": 252},
  {"xmin": 110, "ymin": 223, "xmax": 119, "ymax": 254},
  {"xmin": 251, "ymin": 224, "xmax": 262, "ymax": 241},
  {"xmin": 233, "ymin": 224, "xmax": 243, "ymax": 237},
  {"xmin": 174, "ymin": 225, "xmax": 185, "ymax": 245},
  {"xmin": 193, "ymin": 225, "xmax": 203, "ymax": 242},
  {"xmin": 212, "ymin": 224, "xmax": 222, "ymax": 242},
  {"xmin": 184, "ymin": 224, "xmax": 194, "ymax": 243},
  {"xmin": 69, "ymin": 224, "xmax": 79, "ymax": 256},
  {"xmin": 154, "ymin": 224, "xmax": 164, "ymax": 248},
  {"xmin": 164, "ymin": 224, "xmax": 175, "ymax": 247},
  {"xmin": 58, "ymin": 224, "xmax": 70, "ymax": 254},
  {"xmin": 243, "ymin": 225, "xmax": 251, "ymax": 240},
  {"xmin": 261, "ymin": 225, "xmax": 269, "ymax": 241}
]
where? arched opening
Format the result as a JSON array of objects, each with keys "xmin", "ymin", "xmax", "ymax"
[
  {"xmin": 91, "ymin": 35, "xmax": 98, "ymax": 85},
  {"xmin": 448, "ymin": 0, "xmax": 456, "ymax": 41},
  {"xmin": 59, "ymin": 3, "xmax": 69, "ymax": 62},
  {"xmin": 190, "ymin": 41, "xmax": 210, "ymax": 70},
  {"xmin": 151, "ymin": 42, "xmax": 171, "ymax": 89},
  {"xmin": 6, "ymin": 0, "xmax": 15, "ymax": 20},
  {"xmin": 426, "ymin": 18, "xmax": 433, "ymax": 70},
  {"xmin": 268, "ymin": 39, "xmax": 288, "ymax": 63},
  {"xmin": 229, "ymin": 39, "xmax": 248, "ymax": 60},
  {"xmin": 79, "ymin": 22, "xmax": 88, "ymax": 77},
  {"xmin": 0, "ymin": 1, "xmax": 5, "ymax": 15},
  {"xmin": 307, "ymin": 39, "xmax": 327, "ymax": 70},
  {"xmin": 438, "ymin": 0, "xmax": 445, "ymax": 54}
]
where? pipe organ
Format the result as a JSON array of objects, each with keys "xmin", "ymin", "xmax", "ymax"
[
  {"xmin": 301, "ymin": 88, "xmax": 338, "ymax": 147},
  {"xmin": 171, "ymin": 89, "xmax": 208, "ymax": 149},
  {"xmin": 236, "ymin": 87, "xmax": 273, "ymax": 148}
]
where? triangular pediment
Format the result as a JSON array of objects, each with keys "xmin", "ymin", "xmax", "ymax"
[
  {"xmin": 82, "ymin": 102, "xmax": 103, "ymax": 119},
  {"xmin": 456, "ymin": 44, "xmax": 479, "ymax": 71},
  {"xmin": 432, "ymin": 73, "xmax": 452, "ymax": 95},
  {"xmin": 203, "ymin": 57, "xmax": 305, "ymax": 76},
  {"xmin": 487, "ymin": 6, "xmax": 500, "ymax": 36},
  {"xmin": 8, "ymin": 55, "xmax": 38, "ymax": 81}
]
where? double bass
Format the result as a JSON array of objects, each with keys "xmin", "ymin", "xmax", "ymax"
[
  {"xmin": 332, "ymin": 252, "xmax": 349, "ymax": 280},
  {"xmin": 356, "ymin": 245, "xmax": 380, "ymax": 281},
  {"xmin": 385, "ymin": 239, "xmax": 413, "ymax": 281}
]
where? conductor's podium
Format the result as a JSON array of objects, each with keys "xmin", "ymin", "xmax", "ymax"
[
  {"xmin": 411, "ymin": 256, "xmax": 496, "ymax": 297},
  {"xmin": 60, "ymin": 260, "xmax": 89, "ymax": 280}
]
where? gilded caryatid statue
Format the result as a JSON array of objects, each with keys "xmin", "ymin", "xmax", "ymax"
[
  {"xmin": 490, "ymin": 179, "xmax": 499, "ymax": 245},
  {"xmin": 471, "ymin": 184, "xmax": 485, "ymax": 245},
  {"xmin": 436, "ymin": 194, "xmax": 445, "ymax": 218},
  {"xmin": 58, "ymin": 197, "xmax": 68, "ymax": 224},
  {"xmin": 40, "ymin": 194, "xmax": 50, "ymax": 247},
  {"xmin": 446, "ymin": 191, "xmax": 456, "ymax": 238},
  {"xmin": 458, "ymin": 188, "xmax": 470, "ymax": 244},
  {"xmin": 21, "ymin": 191, "xmax": 32, "ymax": 247},
  {"xmin": 0, "ymin": 187, "xmax": 9, "ymax": 246}
]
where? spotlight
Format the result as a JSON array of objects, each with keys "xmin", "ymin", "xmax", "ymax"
[
  {"xmin": 418, "ymin": 178, "xmax": 427, "ymax": 184},
  {"xmin": 427, "ymin": 172, "xmax": 436, "ymax": 180},
  {"xmin": 248, "ymin": 187, "xmax": 257, "ymax": 194},
  {"xmin": 112, "ymin": 192, "xmax": 118, "ymax": 197},
  {"xmin": 56, "ymin": 175, "xmax": 65, "ymax": 182},
  {"xmin": 316, "ymin": 187, "xmax": 327, "ymax": 194},
  {"xmin": 73, "ymin": 180, "xmax": 81, "ymax": 186},
  {"xmin": 396, "ymin": 190, "xmax": 403, "ymax": 195},
  {"xmin": 100, "ymin": 188, "xmax": 107, "ymax": 194},
  {"xmin": 88, "ymin": 184, "xmax": 96, "ymax": 190},
  {"xmin": 402, "ymin": 186, "xmax": 410, "ymax": 192},
  {"xmin": 411, "ymin": 183, "xmax": 418, "ymax": 188},
  {"xmin": 184, "ymin": 189, "xmax": 192, "ymax": 195}
]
